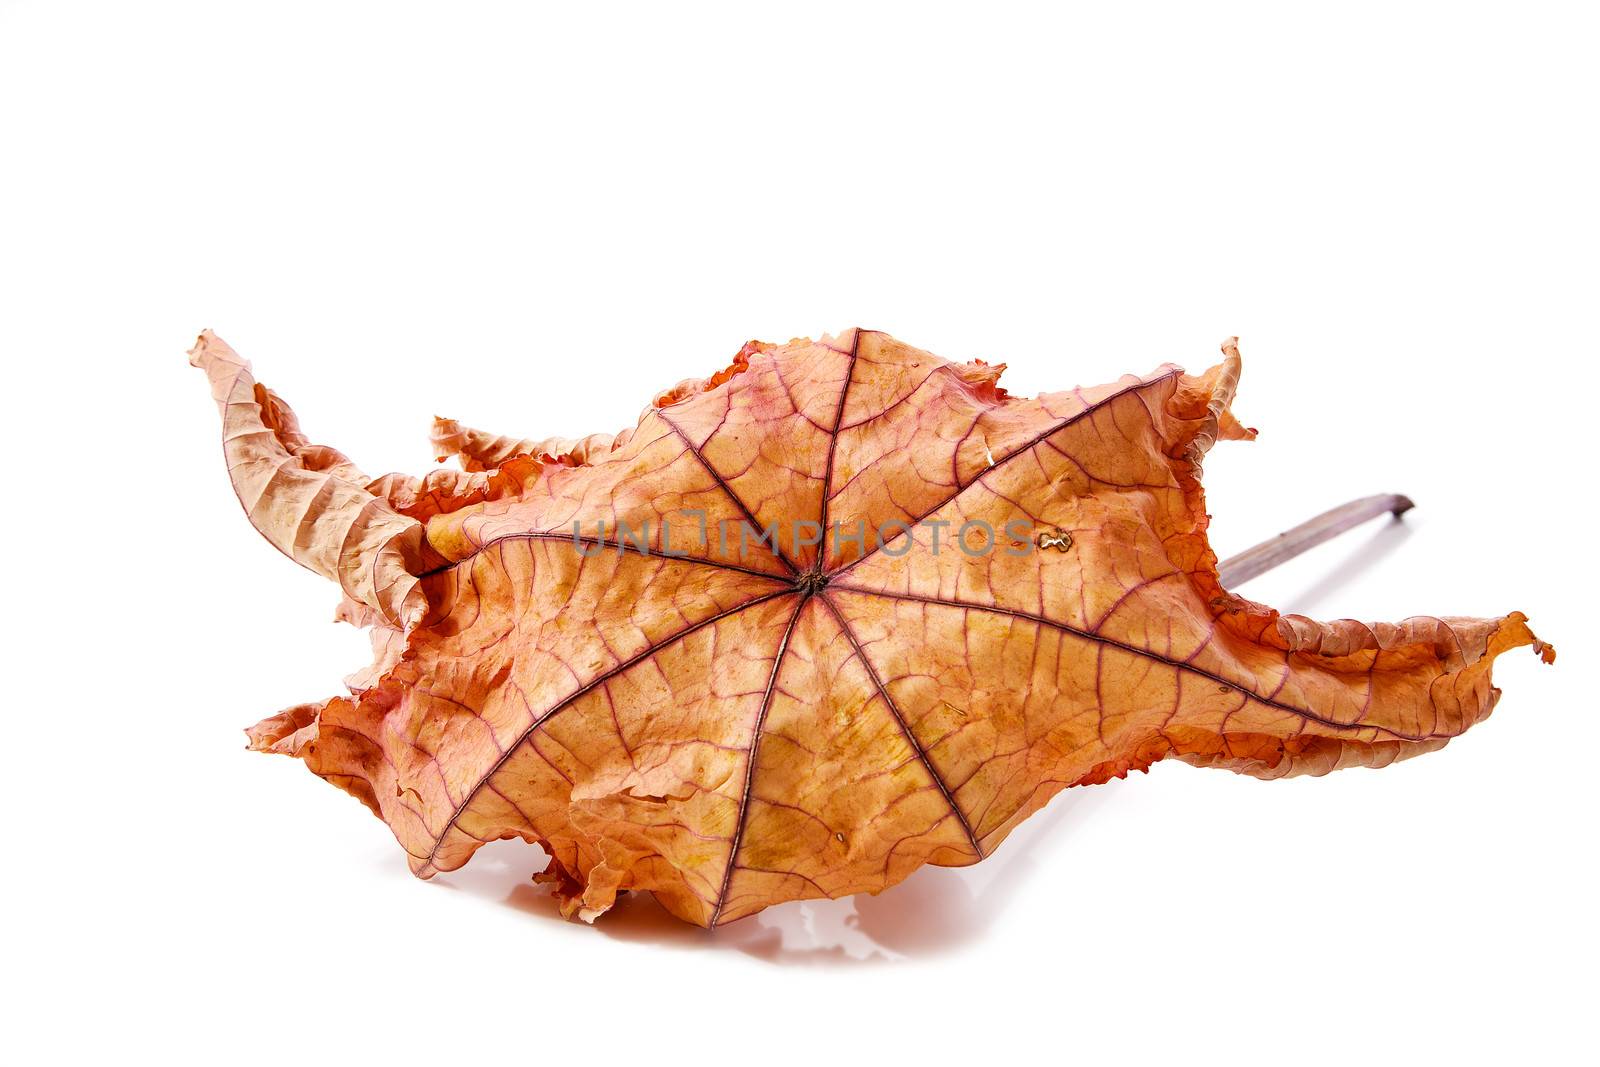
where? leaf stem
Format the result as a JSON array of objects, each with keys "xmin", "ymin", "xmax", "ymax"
[{"xmin": 1217, "ymin": 493, "xmax": 1414, "ymax": 588}]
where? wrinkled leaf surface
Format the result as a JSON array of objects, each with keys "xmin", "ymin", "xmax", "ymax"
[{"xmin": 193, "ymin": 329, "xmax": 1549, "ymax": 926}]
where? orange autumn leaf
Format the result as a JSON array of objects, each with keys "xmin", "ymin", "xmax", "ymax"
[{"xmin": 192, "ymin": 328, "xmax": 1551, "ymax": 927}]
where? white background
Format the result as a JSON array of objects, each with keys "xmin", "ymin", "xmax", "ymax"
[{"xmin": 3, "ymin": 2, "xmax": 1594, "ymax": 1063}]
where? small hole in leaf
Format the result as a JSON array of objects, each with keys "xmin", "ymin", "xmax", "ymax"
[{"xmin": 1036, "ymin": 527, "xmax": 1073, "ymax": 552}]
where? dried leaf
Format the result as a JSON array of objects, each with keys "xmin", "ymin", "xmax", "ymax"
[{"xmin": 192, "ymin": 329, "xmax": 1551, "ymax": 926}]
